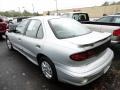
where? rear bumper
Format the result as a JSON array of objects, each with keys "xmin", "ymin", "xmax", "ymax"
[
  {"xmin": 111, "ymin": 36, "xmax": 120, "ymax": 44},
  {"xmin": 56, "ymin": 48, "xmax": 114, "ymax": 86},
  {"xmin": 110, "ymin": 40, "xmax": 120, "ymax": 52},
  {"xmin": 0, "ymin": 31, "xmax": 6, "ymax": 35}
]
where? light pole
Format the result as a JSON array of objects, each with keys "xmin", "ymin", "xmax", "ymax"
[
  {"xmin": 55, "ymin": 0, "xmax": 58, "ymax": 15},
  {"xmin": 22, "ymin": 7, "xmax": 25, "ymax": 12}
]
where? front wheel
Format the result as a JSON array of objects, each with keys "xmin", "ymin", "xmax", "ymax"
[
  {"xmin": 38, "ymin": 56, "xmax": 57, "ymax": 81},
  {"xmin": 6, "ymin": 38, "xmax": 13, "ymax": 50}
]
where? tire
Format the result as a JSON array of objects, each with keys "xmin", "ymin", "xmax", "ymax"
[
  {"xmin": 38, "ymin": 56, "xmax": 57, "ymax": 81},
  {"xmin": 0, "ymin": 35, "xmax": 2, "ymax": 39},
  {"xmin": 6, "ymin": 38, "xmax": 13, "ymax": 50}
]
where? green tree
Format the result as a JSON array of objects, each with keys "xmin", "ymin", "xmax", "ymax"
[
  {"xmin": 116, "ymin": 1, "xmax": 120, "ymax": 5},
  {"xmin": 23, "ymin": 10, "xmax": 32, "ymax": 16},
  {"xmin": 110, "ymin": 2, "xmax": 116, "ymax": 5},
  {"xmin": 0, "ymin": 10, "xmax": 42, "ymax": 17},
  {"xmin": 102, "ymin": 2, "xmax": 109, "ymax": 6},
  {"xmin": 33, "ymin": 12, "xmax": 40, "ymax": 16}
]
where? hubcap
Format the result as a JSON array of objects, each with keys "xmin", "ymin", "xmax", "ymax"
[
  {"xmin": 41, "ymin": 61, "xmax": 53, "ymax": 79},
  {"xmin": 7, "ymin": 39, "xmax": 12, "ymax": 49}
]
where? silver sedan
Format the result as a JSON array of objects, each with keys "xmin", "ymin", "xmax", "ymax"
[{"xmin": 6, "ymin": 16, "xmax": 114, "ymax": 86}]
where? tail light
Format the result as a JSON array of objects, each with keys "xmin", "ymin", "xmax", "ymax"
[
  {"xmin": 70, "ymin": 50, "xmax": 95, "ymax": 61},
  {"xmin": 6, "ymin": 24, "xmax": 9, "ymax": 29},
  {"xmin": 113, "ymin": 29, "xmax": 120, "ymax": 36},
  {"xmin": 0, "ymin": 23, "xmax": 7, "ymax": 30}
]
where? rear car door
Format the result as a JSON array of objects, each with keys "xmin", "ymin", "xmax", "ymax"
[
  {"xmin": 21, "ymin": 19, "xmax": 44, "ymax": 63},
  {"xmin": 100, "ymin": 16, "xmax": 120, "ymax": 33},
  {"xmin": 96, "ymin": 16, "xmax": 113, "ymax": 33},
  {"xmin": 85, "ymin": 16, "xmax": 113, "ymax": 32},
  {"xmin": 8, "ymin": 19, "xmax": 30, "ymax": 51}
]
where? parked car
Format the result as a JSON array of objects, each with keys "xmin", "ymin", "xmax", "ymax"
[
  {"xmin": 9, "ymin": 16, "xmax": 30, "ymax": 31},
  {"xmin": 6, "ymin": 16, "xmax": 113, "ymax": 86},
  {"xmin": 82, "ymin": 15, "xmax": 120, "ymax": 51},
  {"xmin": 61, "ymin": 12, "xmax": 89, "ymax": 22},
  {"xmin": 0, "ymin": 16, "xmax": 8, "ymax": 38},
  {"xmin": 114, "ymin": 12, "xmax": 120, "ymax": 15}
]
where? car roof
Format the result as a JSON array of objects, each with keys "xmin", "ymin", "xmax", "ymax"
[
  {"xmin": 107, "ymin": 15, "xmax": 120, "ymax": 17},
  {"xmin": 114, "ymin": 12, "xmax": 120, "ymax": 15}
]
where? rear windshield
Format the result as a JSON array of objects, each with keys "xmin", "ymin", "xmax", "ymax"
[{"xmin": 48, "ymin": 18, "xmax": 91, "ymax": 39}]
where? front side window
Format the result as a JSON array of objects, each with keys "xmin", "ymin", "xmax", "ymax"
[
  {"xmin": 25, "ymin": 20, "xmax": 41, "ymax": 38},
  {"xmin": 48, "ymin": 18, "xmax": 91, "ymax": 39},
  {"xmin": 16, "ymin": 19, "xmax": 29, "ymax": 34},
  {"xmin": 95, "ymin": 16, "xmax": 113, "ymax": 23}
]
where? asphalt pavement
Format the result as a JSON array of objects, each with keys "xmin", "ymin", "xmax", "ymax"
[{"xmin": 0, "ymin": 38, "xmax": 120, "ymax": 90}]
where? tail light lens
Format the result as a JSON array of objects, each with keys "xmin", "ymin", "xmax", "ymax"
[
  {"xmin": 70, "ymin": 50, "xmax": 95, "ymax": 61},
  {"xmin": 70, "ymin": 40, "xmax": 110, "ymax": 61},
  {"xmin": 113, "ymin": 29, "xmax": 120, "ymax": 36}
]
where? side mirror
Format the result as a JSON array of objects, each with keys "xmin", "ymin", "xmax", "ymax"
[
  {"xmin": 9, "ymin": 20, "xmax": 13, "ymax": 24},
  {"xmin": 8, "ymin": 28, "xmax": 20, "ymax": 33},
  {"xmin": 8, "ymin": 29, "xmax": 16, "ymax": 33}
]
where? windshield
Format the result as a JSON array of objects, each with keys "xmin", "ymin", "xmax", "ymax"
[{"xmin": 48, "ymin": 18, "xmax": 91, "ymax": 39}]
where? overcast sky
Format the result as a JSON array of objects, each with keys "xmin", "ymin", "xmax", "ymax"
[{"xmin": 0, "ymin": 0, "xmax": 120, "ymax": 13}]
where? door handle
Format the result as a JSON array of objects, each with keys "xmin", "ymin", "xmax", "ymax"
[
  {"xmin": 18, "ymin": 38, "xmax": 21, "ymax": 40},
  {"xmin": 36, "ymin": 45, "xmax": 41, "ymax": 48}
]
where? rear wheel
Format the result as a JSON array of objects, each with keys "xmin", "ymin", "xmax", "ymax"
[
  {"xmin": 38, "ymin": 56, "xmax": 57, "ymax": 81},
  {"xmin": 6, "ymin": 38, "xmax": 13, "ymax": 50}
]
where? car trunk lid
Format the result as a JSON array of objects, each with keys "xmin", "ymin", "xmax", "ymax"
[{"xmin": 62, "ymin": 31, "xmax": 111, "ymax": 47}]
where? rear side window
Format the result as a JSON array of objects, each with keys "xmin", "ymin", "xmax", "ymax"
[
  {"xmin": 48, "ymin": 18, "xmax": 91, "ymax": 39},
  {"xmin": 113, "ymin": 17, "xmax": 120, "ymax": 23},
  {"xmin": 37, "ymin": 24, "xmax": 44, "ymax": 39},
  {"xmin": 72, "ymin": 13, "xmax": 89, "ymax": 21},
  {"xmin": 25, "ymin": 20, "xmax": 41, "ymax": 38},
  {"xmin": 96, "ymin": 16, "xmax": 113, "ymax": 23}
]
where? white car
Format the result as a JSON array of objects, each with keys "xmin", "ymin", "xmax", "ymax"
[
  {"xmin": 83, "ymin": 15, "xmax": 120, "ymax": 46},
  {"xmin": 6, "ymin": 16, "xmax": 113, "ymax": 86}
]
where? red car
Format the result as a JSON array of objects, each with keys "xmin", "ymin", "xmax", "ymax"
[{"xmin": 0, "ymin": 17, "xmax": 8, "ymax": 38}]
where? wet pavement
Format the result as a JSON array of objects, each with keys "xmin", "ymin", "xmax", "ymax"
[{"xmin": 0, "ymin": 38, "xmax": 120, "ymax": 90}]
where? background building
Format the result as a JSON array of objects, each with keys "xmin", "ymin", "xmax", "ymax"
[{"xmin": 43, "ymin": 5, "xmax": 120, "ymax": 18}]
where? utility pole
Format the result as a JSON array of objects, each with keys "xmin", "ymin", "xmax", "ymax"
[
  {"xmin": 55, "ymin": 0, "xmax": 58, "ymax": 15},
  {"xmin": 18, "ymin": 7, "xmax": 21, "ymax": 13},
  {"xmin": 32, "ymin": 3, "xmax": 35, "ymax": 14}
]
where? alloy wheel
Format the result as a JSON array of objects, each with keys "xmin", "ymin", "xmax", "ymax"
[
  {"xmin": 6, "ymin": 39, "xmax": 12, "ymax": 50},
  {"xmin": 41, "ymin": 61, "xmax": 53, "ymax": 79}
]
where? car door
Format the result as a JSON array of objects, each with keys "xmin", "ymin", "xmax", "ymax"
[
  {"xmin": 96, "ymin": 16, "xmax": 113, "ymax": 33},
  {"xmin": 8, "ymin": 19, "xmax": 30, "ymax": 51},
  {"xmin": 20, "ymin": 19, "xmax": 44, "ymax": 64}
]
